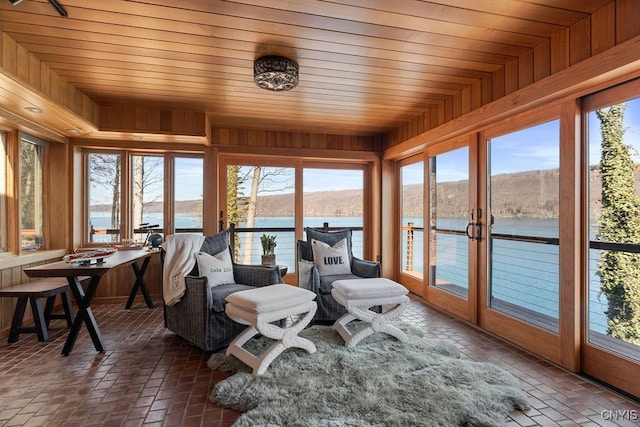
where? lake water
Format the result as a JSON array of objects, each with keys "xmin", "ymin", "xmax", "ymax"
[{"xmin": 90, "ymin": 213, "xmax": 609, "ymax": 334}]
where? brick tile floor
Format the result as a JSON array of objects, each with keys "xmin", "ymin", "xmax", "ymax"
[{"xmin": 0, "ymin": 296, "xmax": 638, "ymax": 426}]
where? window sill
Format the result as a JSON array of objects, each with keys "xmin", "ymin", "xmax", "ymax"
[{"xmin": 0, "ymin": 249, "xmax": 67, "ymax": 270}]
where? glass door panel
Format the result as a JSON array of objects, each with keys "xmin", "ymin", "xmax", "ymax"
[
  {"xmin": 586, "ymin": 97, "xmax": 640, "ymax": 362},
  {"xmin": 400, "ymin": 161, "xmax": 424, "ymax": 280},
  {"xmin": 488, "ymin": 120, "xmax": 560, "ymax": 332},
  {"xmin": 429, "ymin": 147, "xmax": 469, "ymax": 298}
]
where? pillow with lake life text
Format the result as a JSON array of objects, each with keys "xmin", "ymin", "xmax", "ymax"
[
  {"xmin": 196, "ymin": 249, "xmax": 235, "ymax": 287},
  {"xmin": 311, "ymin": 238, "xmax": 352, "ymax": 276}
]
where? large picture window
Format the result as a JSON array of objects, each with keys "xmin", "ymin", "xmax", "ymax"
[
  {"xmin": 85, "ymin": 150, "xmax": 203, "ymax": 245},
  {"xmin": 223, "ymin": 158, "xmax": 368, "ymax": 276}
]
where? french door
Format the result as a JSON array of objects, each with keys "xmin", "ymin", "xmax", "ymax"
[
  {"xmin": 397, "ymin": 108, "xmax": 565, "ymax": 364},
  {"xmin": 582, "ymin": 79, "xmax": 640, "ymax": 397},
  {"xmin": 425, "ymin": 137, "xmax": 478, "ymax": 322},
  {"xmin": 395, "ymin": 87, "xmax": 640, "ymax": 397},
  {"xmin": 479, "ymin": 112, "xmax": 563, "ymax": 365}
]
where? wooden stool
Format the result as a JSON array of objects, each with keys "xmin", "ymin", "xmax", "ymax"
[{"xmin": 0, "ymin": 278, "xmax": 76, "ymax": 343}]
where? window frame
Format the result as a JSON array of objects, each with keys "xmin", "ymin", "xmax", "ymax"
[
  {"xmin": 82, "ymin": 149, "xmax": 205, "ymax": 246},
  {"xmin": 219, "ymin": 154, "xmax": 372, "ymax": 274},
  {"xmin": 19, "ymin": 133, "xmax": 48, "ymax": 253},
  {"xmin": 0, "ymin": 131, "xmax": 7, "ymax": 254}
]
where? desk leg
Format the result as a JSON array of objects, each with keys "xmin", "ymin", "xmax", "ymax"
[
  {"xmin": 125, "ymin": 257, "xmax": 154, "ymax": 309},
  {"xmin": 64, "ymin": 276, "xmax": 105, "ymax": 356}
]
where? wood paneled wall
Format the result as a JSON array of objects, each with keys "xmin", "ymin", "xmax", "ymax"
[
  {"xmin": 384, "ymin": 0, "xmax": 640, "ymax": 150},
  {"xmin": 211, "ymin": 128, "xmax": 382, "ymax": 152},
  {"xmin": 99, "ymin": 104, "xmax": 207, "ymax": 137},
  {"xmin": 0, "ymin": 31, "xmax": 98, "ymax": 126}
]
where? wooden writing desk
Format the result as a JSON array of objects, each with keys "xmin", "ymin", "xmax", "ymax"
[{"xmin": 24, "ymin": 249, "xmax": 158, "ymax": 356}]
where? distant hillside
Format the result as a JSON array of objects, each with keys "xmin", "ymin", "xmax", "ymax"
[{"xmin": 90, "ymin": 168, "xmax": 640, "ymax": 218}]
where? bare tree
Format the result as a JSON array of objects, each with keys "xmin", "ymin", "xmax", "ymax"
[
  {"xmin": 132, "ymin": 156, "xmax": 163, "ymax": 232},
  {"xmin": 235, "ymin": 166, "xmax": 293, "ymax": 264},
  {"xmin": 89, "ymin": 154, "xmax": 162, "ymax": 242},
  {"xmin": 88, "ymin": 154, "xmax": 120, "ymax": 241}
]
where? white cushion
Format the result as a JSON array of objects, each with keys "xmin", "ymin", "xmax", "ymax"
[
  {"xmin": 332, "ymin": 278, "xmax": 408, "ymax": 299},
  {"xmin": 226, "ymin": 284, "xmax": 316, "ymax": 314},
  {"xmin": 196, "ymin": 249, "xmax": 235, "ymax": 287},
  {"xmin": 311, "ymin": 238, "xmax": 351, "ymax": 276}
]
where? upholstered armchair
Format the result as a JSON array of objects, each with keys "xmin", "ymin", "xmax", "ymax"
[
  {"xmin": 164, "ymin": 229, "xmax": 282, "ymax": 352},
  {"xmin": 297, "ymin": 227, "xmax": 381, "ymax": 324}
]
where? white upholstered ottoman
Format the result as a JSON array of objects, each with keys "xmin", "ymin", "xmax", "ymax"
[
  {"xmin": 225, "ymin": 284, "xmax": 317, "ymax": 376},
  {"xmin": 331, "ymin": 278, "xmax": 409, "ymax": 347}
]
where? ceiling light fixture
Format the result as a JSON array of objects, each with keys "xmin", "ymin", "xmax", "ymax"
[
  {"xmin": 25, "ymin": 106, "xmax": 43, "ymax": 114},
  {"xmin": 253, "ymin": 55, "xmax": 299, "ymax": 92},
  {"xmin": 7, "ymin": 0, "xmax": 67, "ymax": 17}
]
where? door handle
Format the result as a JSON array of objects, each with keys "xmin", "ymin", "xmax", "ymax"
[
  {"xmin": 474, "ymin": 222, "xmax": 482, "ymax": 241},
  {"xmin": 465, "ymin": 222, "xmax": 474, "ymax": 239}
]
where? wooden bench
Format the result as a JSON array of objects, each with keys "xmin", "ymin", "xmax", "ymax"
[{"xmin": 0, "ymin": 278, "xmax": 76, "ymax": 343}]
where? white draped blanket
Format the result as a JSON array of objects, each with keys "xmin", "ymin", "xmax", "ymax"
[{"xmin": 163, "ymin": 234, "xmax": 206, "ymax": 306}]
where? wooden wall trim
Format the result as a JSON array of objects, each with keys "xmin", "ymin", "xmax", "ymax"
[
  {"xmin": 383, "ymin": 34, "xmax": 640, "ymax": 160},
  {"xmin": 559, "ymin": 99, "xmax": 582, "ymax": 371},
  {"xmin": 385, "ymin": 0, "xmax": 640, "ymax": 152},
  {"xmin": 213, "ymin": 130, "xmax": 381, "ymax": 162},
  {"xmin": 0, "ymin": 31, "xmax": 99, "ymax": 137},
  {"xmin": 98, "ymin": 104, "xmax": 207, "ymax": 137}
]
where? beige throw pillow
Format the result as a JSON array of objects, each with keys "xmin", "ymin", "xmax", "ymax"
[
  {"xmin": 196, "ymin": 249, "xmax": 235, "ymax": 287},
  {"xmin": 311, "ymin": 238, "xmax": 351, "ymax": 276}
]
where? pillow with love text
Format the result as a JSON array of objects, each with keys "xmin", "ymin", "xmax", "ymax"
[{"xmin": 311, "ymin": 238, "xmax": 352, "ymax": 276}]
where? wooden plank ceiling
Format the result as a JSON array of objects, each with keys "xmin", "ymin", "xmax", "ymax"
[{"xmin": 0, "ymin": 0, "xmax": 613, "ymax": 137}]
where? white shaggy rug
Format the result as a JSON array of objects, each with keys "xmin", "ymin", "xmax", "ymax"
[{"xmin": 208, "ymin": 323, "xmax": 530, "ymax": 427}]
